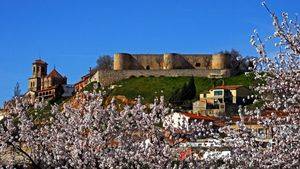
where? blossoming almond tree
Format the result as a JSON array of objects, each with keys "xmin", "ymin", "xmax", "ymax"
[
  {"xmin": 218, "ymin": 2, "xmax": 300, "ymax": 168},
  {"xmin": 1, "ymin": 92, "xmax": 218, "ymax": 168}
]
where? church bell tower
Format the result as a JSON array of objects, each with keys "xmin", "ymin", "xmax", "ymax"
[{"xmin": 28, "ymin": 59, "xmax": 48, "ymax": 92}]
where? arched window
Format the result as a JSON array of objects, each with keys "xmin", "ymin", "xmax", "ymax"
[
  {"xmin": 33, "ymin": 67, "xmax": 36, "ymax": 74},
  {"xmin": 146, "ymin": 65, "xmax": 150, "ymax": 70}
]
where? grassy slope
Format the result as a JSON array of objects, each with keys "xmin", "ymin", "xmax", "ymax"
[{"xmin": 109, "ymin": 73, "xmax": 255, "ymax": 103}]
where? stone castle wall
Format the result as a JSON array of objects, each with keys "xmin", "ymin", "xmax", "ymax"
[
  {"xmin": 97, "ymin": 52, "xmax": 233, "ymax": 87},
  {"xmin": 113, "ymin": 53, "xmax": 230, "ymax": 71},
  {"xmin": 96, "ymin": 69, "xmax": 231, "ymax": 86}
]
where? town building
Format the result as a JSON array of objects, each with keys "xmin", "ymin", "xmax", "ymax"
[
  {"xmin": 27, "ymin": 59, "xmax": 67, "ymax": 100},
  {"xmin": 193, "ymin": 85, "xmax": 251, "ymax": 116},
  {"xmin": 74, "ymin": 68, "xmax": 98, "ymax": 92}
]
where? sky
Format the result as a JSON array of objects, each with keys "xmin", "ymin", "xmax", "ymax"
[{"xmin": 0, "ymin": 0, "xmax": 299, "ymax": 107}]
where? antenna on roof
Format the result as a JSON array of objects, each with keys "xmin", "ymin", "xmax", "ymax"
[{"xmin": 54, "ymin": 64, "xmax": 56, "ymax": 70}]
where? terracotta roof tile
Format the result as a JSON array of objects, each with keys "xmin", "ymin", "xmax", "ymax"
[
  {"xmin": 47, "ymin": 69, "xmax": 64, "ymax": 79},
  {"xmin": 211, "ymin": 85, "xmax": 243, "ymax": 90},
  {"xmin": 183, "ymin": 113, "xmax": 217, "ymax": 121}
]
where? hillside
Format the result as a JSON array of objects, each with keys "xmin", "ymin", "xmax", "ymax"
[{"xmin": 108, "ymin": 73, "xmax": 255, "ymax": 103}]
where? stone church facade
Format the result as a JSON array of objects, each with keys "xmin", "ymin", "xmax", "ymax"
[{"xmin": 28, "ymin": 59, "xmax": 67, "ymax": 100}]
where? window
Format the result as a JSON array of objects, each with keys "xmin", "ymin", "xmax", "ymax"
[
  {"xmin": 195, "ymin": 63, "xmax": 201, "ymax": 67},
  {"xmin": 218, "ymin": 98, "xmax": 223, "ymax": 103},
  {"xmin": 214, "ymin": 90, "xmax": 223, "ymax": 96},
  {"xmin": 33, "ymin": 67, "xmax": 35, "ymax": 74},
  {"xmin": 146, "ymin": 65, "xmax": 150, "ymax": 70}
]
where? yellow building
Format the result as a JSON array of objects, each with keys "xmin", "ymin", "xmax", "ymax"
[{"xmin": 193, "ymin": 85, "xmax": 251, "ymax": 116}]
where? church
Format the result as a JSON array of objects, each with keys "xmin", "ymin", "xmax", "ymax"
[{"xmin": 27, "ymin": 59, "xmax": 67, "ymax": 100}]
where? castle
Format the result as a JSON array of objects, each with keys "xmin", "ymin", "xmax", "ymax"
[
  {"xmin": 113, "ymin": 53, "xmax": 230, "ymax": 70},
  {"xmin": 27, "ymin": 59, "xmax": 67, "ymax": 100},
  {"xmin": 82, "ymin": 52, "xmax": 235, "ymax": 89}
]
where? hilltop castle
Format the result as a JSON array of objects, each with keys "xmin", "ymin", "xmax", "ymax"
[
  {"xmin": 113, "ymin": 53, "xmax": 230, "ymax": 70},
  {"xmin": 27, "ymin": 59, "xmax": 67, "ymax": 100},
  {"xmin": 75, "ymin": 52, "xmax": 236, "ymax": 91}
]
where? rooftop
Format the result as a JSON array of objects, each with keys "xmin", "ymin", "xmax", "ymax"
[
  {"xmin": 211, "ymin": 85, "xmax": 243, "ymax": 90},
  {"xmin": 33, "ymin": 59, "xmax": 48, "ymax": 65},
  {"xmin": 46, "ymin": 68, "xmax": 64, "ymax": 79}
]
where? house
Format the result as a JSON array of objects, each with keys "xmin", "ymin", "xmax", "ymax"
[
  {"xmin": 193, "ymin": 85, "xmax": 251, "ymax": 117},
  {"xmin": 74, "ymin": 68, "xmax": 97, "ymax": 92}
]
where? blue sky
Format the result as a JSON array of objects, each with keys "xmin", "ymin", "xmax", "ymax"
[{"xmin": 0, "ymin": 0, "xmax": 299, "ymax": 106}]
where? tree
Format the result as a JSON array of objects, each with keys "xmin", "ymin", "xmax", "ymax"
[
  {"xmin": 182, "ymin": 76, "xmax": 196, "ymax": 101},
  {"xmin": 169, "ymin": 77, "xmax": 196, "ymax": 107},
  {"xmin": 96, "ymin": 55, "xmax": 113, "ymax": 70},
  {"xmin": 219, "ymin": 49, "xmax": 253, "ymax": 74},
  {"xmin": 13, "ymin": 82, "xmax": 21, "ymax": 97},
  {"xmin": 0, "ymin": 93, "xmax": 215, "ymax": 168},
  {"xmin": 223, "ymin": 2, "xmax": 300, "ymax": 168}
]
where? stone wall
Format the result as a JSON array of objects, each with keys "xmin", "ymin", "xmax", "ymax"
[
  {"xmin": 96, "ymin": 69, "xmax": 231, "ymax": 86},
  {"xmin": 131, "ymin": 54, "xmax": 164, "ymax": 70},
  {"xmin": 113, "ymin": 53, "xmax": 227, "ymax": 70}
]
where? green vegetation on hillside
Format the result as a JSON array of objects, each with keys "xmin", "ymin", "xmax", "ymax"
[{"xmin": 109, "ymin": 73, "xmax": 255, "ymax": 103}]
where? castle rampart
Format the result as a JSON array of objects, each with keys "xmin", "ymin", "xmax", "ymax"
[
  {"xmin": 91, "ymin": 52, "xmax": 234, "ymax": 87},
  {"xmin": 96, "ymin": 69, "xmax": 231, "ymax": 86},
  {"xmin": 113, "ymin": 53, "xmax": 230, "ymax": 71}
]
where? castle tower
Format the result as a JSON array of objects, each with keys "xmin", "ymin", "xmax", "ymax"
[
  {"xmin": 211, "ymin": 54, "xmax": 228, "ymax": 69},
  {"xmin": 28, "ymin": 59, "xmax": 48, "ymax": 91},
  {"xmin": 114, "ymin": 53, "xmax": 134, "ymax": 70},
  {"xmin": 163, "ymin": 53, "xmax": 175, "ymax": 69}
]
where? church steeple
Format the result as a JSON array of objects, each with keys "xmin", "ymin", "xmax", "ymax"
[
  {"xmin": 28, "ymin": 59, "xmax": 48, "ymax": 92},
  {"xmin": 32, "ymin": 59, "xmax": 48, "ymax": 78}
]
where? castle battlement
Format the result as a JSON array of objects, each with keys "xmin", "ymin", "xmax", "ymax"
[{"xmin": 113, "ymin": 53, "xmax": 231, "ymax": 70}]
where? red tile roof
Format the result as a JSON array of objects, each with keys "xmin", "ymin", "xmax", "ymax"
[
  {"xmin": 183, "ymin": 113, "xmax": 218, "ymax": 121},
  {"xmin": 182, "ymin": 113, "xmax": 226, "ymax": 127},
  {"xmin": 46, "ymin": 69, "xmax": 64, "ymax": 79},
  {"xmin": 211, "ymin": 85, "xmax": 243, "ymax": 90}
]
